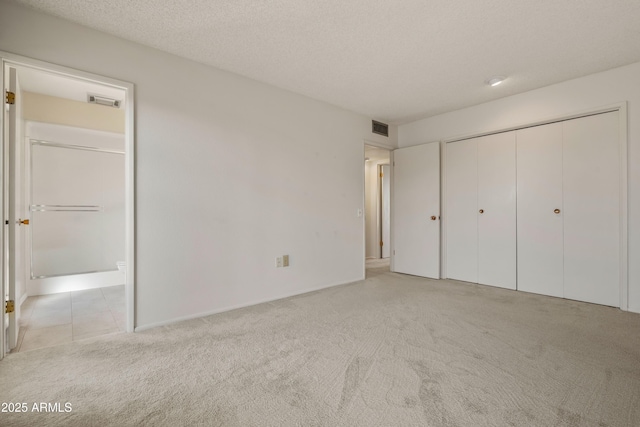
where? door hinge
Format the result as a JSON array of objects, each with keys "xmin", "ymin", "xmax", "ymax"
[
  {"xmin": 6, "ymin": 91, "xmax": 15, "ymax": 105},
  {"xmin": 380, "ymin": 240, "xmax": 383, "ymax": 246},
  {"xmin": 5, "ymin": 300, "xmax": 15, "ymax": 314},
  {"xmin": 380, "ymin": 172, "xmax": 383, "ymax": 178}
]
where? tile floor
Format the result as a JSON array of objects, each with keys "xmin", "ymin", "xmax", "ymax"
[{"xmin": 15, "ymin": 285, "xmax": 125, "ymax": 353}]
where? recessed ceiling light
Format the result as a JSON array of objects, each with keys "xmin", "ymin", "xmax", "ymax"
[{"xmin": 486, "ymin": 76, "xmax": 506, "ymax": 87}]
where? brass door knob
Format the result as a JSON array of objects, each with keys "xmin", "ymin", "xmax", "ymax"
[
  {"xmin": 479, "ymin": 209, "xmax": 484, "ymax": 214},
  {"xmin": 554, "ymin": 209, "xmax": 561, "ymax": 214},
  {"xmin": 430, "ymin": 216, "xmax": 437, "ymax": 221},
  {"xmin": 17, "ymin": 219, "xmax": 29, "ymax": 226}
]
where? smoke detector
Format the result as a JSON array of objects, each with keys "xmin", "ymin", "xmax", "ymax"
[{"xmin": 87, "ymin": 93, "xmax": 121, "ymax": 108}]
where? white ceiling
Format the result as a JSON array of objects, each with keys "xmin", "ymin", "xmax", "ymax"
[{"xmin": 12, "ymin": 0, "xmax": 640, "ymax": 124}]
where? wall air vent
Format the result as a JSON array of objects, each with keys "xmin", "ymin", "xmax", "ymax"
[
  {"xmin": 372, "ymin": 120, "xmax": 389, "ymax": 137},
  {"xmin": 87, "ymin": 93, "xmax": 121, "ymax": 108}
]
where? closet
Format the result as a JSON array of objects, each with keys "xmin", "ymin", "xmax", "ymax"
[
  {"xmin": 446, "ymin": 132, "xmax": 516, "ymax": 289},
  {"xmin": 445, "ymin": 111, "xmax": 620, "ymax": 307}
]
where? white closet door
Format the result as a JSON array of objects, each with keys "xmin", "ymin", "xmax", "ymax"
[
  {"xmin": 477, "ymin": 132, "xmax": 516, "ymax": 289},
  {"xmin": 563, "ymin": 112, "xmax": 619, "ymax": 307},
  {"xmin": 517, "ymin": 123, "xmax": 564, "ymax": 297},
  {"xmin": 392, "ymin": 143, "xmax": 440, "ymax": 278},
  {"xmin": 445, "ymin": 138, "xmax": 478, "ymax": 283}
]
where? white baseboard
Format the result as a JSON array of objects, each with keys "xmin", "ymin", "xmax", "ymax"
[
  {"xmin": 135, "ymin": 277, "xmax": 364, "ymax": 332},
  {"xmin": 19, "ymin": 292, "xmax": 28, "ymax": 306}
]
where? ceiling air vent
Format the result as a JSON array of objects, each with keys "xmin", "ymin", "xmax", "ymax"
[
  {"xmin": 372, "ymin": 120, "xmax": 389, "ymax": 137},
  {"xmin": 87, "ymin": 93, "xmax": 121, "ymax": 108}
]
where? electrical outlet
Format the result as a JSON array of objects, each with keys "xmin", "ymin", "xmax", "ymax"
[
  {"xmin": 283, "ymin": 255, "xmax": 289, "ymax": 267},
  {"xmin": 276, "ymin": 257, "xmax": 283, "ymax": 268}
]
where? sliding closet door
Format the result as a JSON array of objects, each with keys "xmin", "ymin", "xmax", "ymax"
[
  {"xmin": 517, "ymin": 123, "xmax": 564, "ymax": 297},
  {"xmin": 477, "ymin": 132, "xmax": 516, "ymax": 289},
  {"xmin": 393, "ymin": 143, "xmax": 440, "ymax": 278},
  {"xmin": 445, "ymin": 138, "xmax": 478, "ymax": 283},
  {"xmin": 563, "ymin": 112, "xmax": 619, "ymax": 306}
]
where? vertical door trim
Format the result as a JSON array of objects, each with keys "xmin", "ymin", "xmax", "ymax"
[
  {"xmin": 618, "ymin": 103, "xmax": 628, "ymax": 311},
  {"xmin": 440, "ymin": 141, "xmax": 447, "ymax": 278},
  {"xmin": 0, "ymin": 51, "xmax": 137, "ymax": 356},
  {"xmin": 378, "ymin": 164, "xmax": 383, "ymax": 258},
  {"xmin": 378, "ymin": 163, "xmax": 391, "ymax": 259},
  {"xmin": 361, "ymin": 141, "xmax": 366, "ymax": 278}
]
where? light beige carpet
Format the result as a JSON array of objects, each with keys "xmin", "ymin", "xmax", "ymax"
[{"xmin": 1, "ymin": 269, "xmax": 639, "ymax": 426}]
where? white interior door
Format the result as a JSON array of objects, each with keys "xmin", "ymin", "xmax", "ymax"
[
  {"xmin": 563, "ymin": 112, "xmax": 619, "ymax": 306},
  {"xmin": 445, "ymin": 138, "xmax": 478, "ymax": 283},
  {"xmin": 477, "ymin": 132, "xmax": 516, "ymax": 289},
  {"xmin": 380, "ymin": 164, "xmax": 391, "ymax": 258},
  {"xmin": 516, "ymin": 122, "xmax": 564, "ymax": 298},
  {"xmin": 392, "ymin": 143, "xmax": 440, "ymax": 278}
]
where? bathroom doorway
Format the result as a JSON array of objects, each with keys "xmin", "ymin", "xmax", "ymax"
[{"xmin": 1, "ymin": 53, "xmax": 135, "ymax": 357}]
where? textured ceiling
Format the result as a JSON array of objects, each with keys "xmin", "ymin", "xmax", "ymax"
[{"xmin": 10, "ymin": 0, "xmax": 640, "ymax": 124}]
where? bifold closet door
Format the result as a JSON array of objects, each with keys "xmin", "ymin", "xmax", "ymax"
[
  {"xmin": 392, "ymin": 143, "xmax": 440, "ymax": 278},
  {"xmin": 563, "ymin": 112, "xmax": 619, "ymax": 306},
  {"xmin": 477, "ymin": 132, "xmax": 516, "ymax": 289},
  {"xmin": 516, "ymin": 122, "xmax": 564, "ymax": 298},
  {"xmin": 445, "ymin": 138, "xmax": 478, "ymax": 283}
]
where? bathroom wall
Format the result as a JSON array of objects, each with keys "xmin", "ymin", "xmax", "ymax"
[{"xmin": 22, "ymin": 91, "xmax": 125, "ymax": 133}]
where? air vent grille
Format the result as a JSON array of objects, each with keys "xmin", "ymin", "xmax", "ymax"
[
  {"xmin": 87, "ymin": 93, "xmax": 121, "ymax": 108},
  {"xmin": 372, "ymin": 120, "xmax": 389, "ymax": 137}
]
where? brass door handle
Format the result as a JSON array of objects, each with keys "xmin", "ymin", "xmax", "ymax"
[
  {"xmin": 17, "ymin": 219, "xmax": 29, "ymax": 225},
  {"xmin": 479, "ymin": 209, "xmax": 484, "ymax": 214},
  {"xmin": 430, "ymin": 216, "xmax": 437, "ymax": 221},
  {"xmin": 554, "ymin": 209, "xmax": 560, "ymax": 214}
]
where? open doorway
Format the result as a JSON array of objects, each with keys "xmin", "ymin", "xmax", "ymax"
[
  {"xmin": 2, "ymin": 54, "xmax": 135, "ymax": 357},
  {"xmin": 364, "ymin": 144, "xmax": 391, "ymax": 277}
]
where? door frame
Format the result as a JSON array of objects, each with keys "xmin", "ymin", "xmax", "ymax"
[
  {"xmin": 362, "ymin": 140, "xmax": 394, "ymax": 276},
  {"xmin": 378, "ymin": 163, "xmax": 391, "ymax": 259},
  {"xmin": 0, "ymin": 51, "xmax": 136, "ymax": 358},
  {"xmin": 440, "ymin": 102, "xmax": 628, "ymax": 310}
]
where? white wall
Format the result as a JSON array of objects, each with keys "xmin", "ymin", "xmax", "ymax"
[
  {"xmin": 0, "ymin": 2, "xmax": 397, "ymax": 328},
  {"xmin": 399, "ymin": 61, "xmax": 640, "ymax": 313}
]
